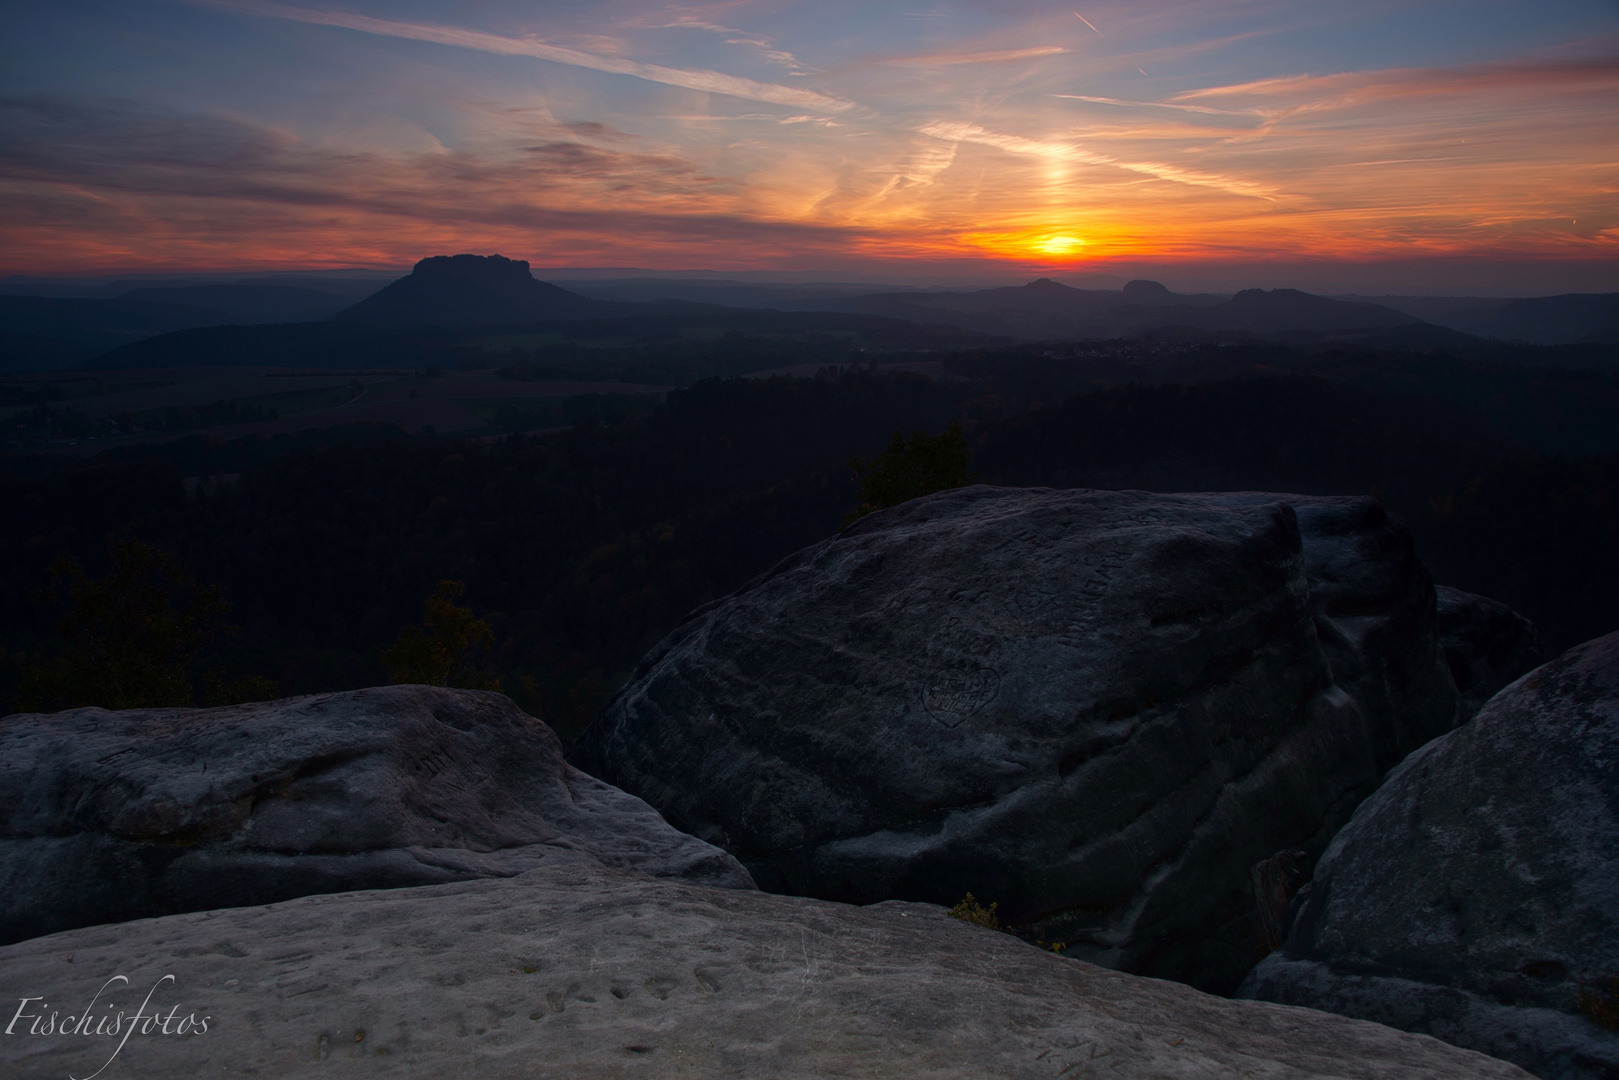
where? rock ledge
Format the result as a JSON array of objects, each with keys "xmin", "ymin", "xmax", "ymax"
[{"xmin": 0, "ymin": 861, "xmax": 1531, "ymax": 1079}]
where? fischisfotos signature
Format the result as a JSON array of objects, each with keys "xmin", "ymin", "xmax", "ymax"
[{"xmin": 5, "ymin": 974, "xmax": 210, "ymax": 1080}]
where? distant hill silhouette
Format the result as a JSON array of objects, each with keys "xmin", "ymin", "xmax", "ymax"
[
  {"xmin": 1477, "ymin": 293, "xmax": 1619, "ymax": 345},
  {"xmin": 0, "ymin": 295, "xmax": 239, "ymax": 371},
  {"xmin": 558, "ymin": 277, "xmax": 1619, "ymax": 347},
  {"xmin": 1120, "ymin": 279, "xmax": 1179, "ymax": 305},
  {"xmin": 1204, "ymin": 288, "xmax": 1418, "ymax": 333},
  {"xmin": 802, "ymin": 280, "xmax": 1415, "ymax": 340},
  {"xmin": 1350, "ymin": 292, "xmax": 1619, "ymax": 346},
  {"xmin": 960, "ymin": 278, "xmax": 1123, "ymax": 312},
  {"xmin": 25, "ymin": 252, "xmax": 1612, "ymax": 374},
  {"xmin": 331, "ymin": 254, "xmax": 611, "ymax": 326},
  {"xmin": 117, "ymin": 284, "xmax": 350, "ymax": 324}
]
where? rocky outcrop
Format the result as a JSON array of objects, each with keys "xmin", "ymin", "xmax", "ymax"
[
  {"xmin": 0, "ymin": 686, "xmax": 751, "ymax": 945},
  {"xmin": 1436, "ymin": 584, "xmax": 1545, "ymax": 718},
  {"xmin": 1238, "ymin": 631, "xmax": 1619, "ymax": 1080},
  {"xmin": 571, "ymin": 486, "xmax": 1461, "ymax": 992},
  {"xmin": 0, "ymin": 860, "xmax": 1531, "ymax": 1079}
]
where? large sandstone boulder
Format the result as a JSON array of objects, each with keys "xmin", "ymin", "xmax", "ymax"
[
  {"xmin": 570, "ymin": 486, "xmax": 1461, "ymax": 992},
  {"xmin": 0, "ymin": 860, "xmax": 1530, "ymax": 1079},
  {"xmin": 1238, "ymin": 631, "xmax": 1619, "ymax": 1080},
  {"xmin": 0, "ymin": 685, "xmax": 751, "ymax": 945},
  {"xmin": 1435, "ymin": 584, "xmax": 1545, "ymax": 719}
]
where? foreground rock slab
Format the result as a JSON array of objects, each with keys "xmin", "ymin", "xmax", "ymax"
[
  {"xmin": 573, "ymin": 486, "xmax": 1461, "ymax": 992},
  {"xmin": 0, "ymin": 686, "xmax": 751, "ymax": 945},
  {"xmin": 1240, "ymin": 631, "xmax": 1619, "ymax": 1080},
  {"xmin": 0, "ymin": 861, "xmax": 1530, "ymax": 1080}
]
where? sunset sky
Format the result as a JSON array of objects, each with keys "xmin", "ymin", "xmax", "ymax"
[{"xmin": 2, "ymin": 0, "xmax": 1616, "ymax": 289}]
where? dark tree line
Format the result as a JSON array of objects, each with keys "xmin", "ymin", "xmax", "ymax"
[{"xmin": 3, "ymin": 361, "xmax": 1616, "ymax": 743}]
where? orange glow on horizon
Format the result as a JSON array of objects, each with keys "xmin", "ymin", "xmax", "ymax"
[
  {"xmin": 1, "ymin": 4, "xmax": 1615, "ymax": 286},
  {"xmin": 1, "ymin": 200, "xmax": 1615, "ymax": 281}
]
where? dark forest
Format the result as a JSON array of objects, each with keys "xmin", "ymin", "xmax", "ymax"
[{"xmin": 5, "ymin": 343, "xmax": 1616, "ymax": 745}]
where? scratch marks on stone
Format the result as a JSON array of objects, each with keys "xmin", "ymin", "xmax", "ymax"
[{"xmin": 924, "ymin": 667, "xmax": 1002, "ymax": 727}]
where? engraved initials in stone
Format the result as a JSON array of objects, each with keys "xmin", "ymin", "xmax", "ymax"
[{"xmin": 923, "ymin": 666, "xmax": 1001, "ymax": 727}]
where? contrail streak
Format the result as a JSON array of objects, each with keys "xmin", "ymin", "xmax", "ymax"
[
  {"xmin": 190, "ymin": 0, "xmax": 856, "ymax": 113},
  {"xmin": 1053, "ymin": 94, "xmax": 1243, "ymax": 115},
  {"xmin": 1073, "ymin": 12, "xmax": 1103, "ymax": 36}
]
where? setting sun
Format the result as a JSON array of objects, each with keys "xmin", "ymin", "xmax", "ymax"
[{"xmin": 1034, "ymin": 236, "xmax": 1086, "ymax": 257}]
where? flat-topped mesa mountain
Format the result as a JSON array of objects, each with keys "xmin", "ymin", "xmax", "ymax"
[
  {"xmin": 330, "ymin": 253, "xmax": 613, "ymax": 326},
  {"xmin": 1240, "ymin": 630, "xmax": 1619, "ymax": 1080},
  {"xmin": 942, "ymin": 277, "xmax": 1209, "ymax": 313},
  {"xmin": 0, "ymin": 685, "xmax": 752, "ymax": 946},
  {"xmin": 572, "ymin": 485, "xmax": 1538, "ymax": 993},
  {"xmin": 0, "ymin": 860, "xmax": 1530, "ymax": 1080}
]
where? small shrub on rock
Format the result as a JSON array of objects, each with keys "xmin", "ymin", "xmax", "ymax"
[
  {"xmin": 948, "ymin": 892, "xmax": 1000, "ymax": 931},
  {"xmin": 844, "ymin": 421, "xmax": 975, "ymax": 523},
  {"xmin": 382, "ymin": 579, "xmax": 501, "ymax": 691}
]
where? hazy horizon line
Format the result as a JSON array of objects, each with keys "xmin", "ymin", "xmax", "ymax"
[{"xmin": 5, "ymin": 253, "xmax": 1619, "ymax": 299}]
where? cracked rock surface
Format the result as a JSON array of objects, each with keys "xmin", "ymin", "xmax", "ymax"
[
  {"xmin": 571, "ymin": 485, "xmax": 1464, "ymax": 993},
  {"xmin": 0, "ymin": 685, "xmax": 752, "ymax": 945},
  {"xmin": 0, "ymin": 860, "xmax": 1530, "ymax": 1080},
  {"xmin": 1239, "ymin": 630, "xmax": 1619, "ymax": 1080}
]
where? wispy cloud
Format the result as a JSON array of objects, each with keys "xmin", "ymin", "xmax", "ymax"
[
  {"xmin": 882, "ymin": 46, "xmax": 1070, "ymax": 67},
  {"xmin": 192, "ymin": 0, "xmax": 855, "ymax": 112},
  {"xmin": 0, "ymin": 96, "xmax": 722, "ymax": 202},
  {"xmin": 916, "ymin": 121, "xmax": 1278, "ymax": 199},
  {"xmin": 1052, "ymin": 94, "xmax": 1245, "ymax": 116},
  {"xmin": 0, "ymin": 95, "xmax": 872, "ymax": 271},
  {"xmin": 1174, "ymin": 56, "xmax": 1619, "ymax": 106},
  {"xmin": 621, "ymin": 10, "xmax": 822, "ymax": 74}
]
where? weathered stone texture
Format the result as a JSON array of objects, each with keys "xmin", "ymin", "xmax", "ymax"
[
  {"xmin": 0, "ymin": 685, "xmax": 752, "ymax": 945},
  {"xmin": 0, "ymin": 861, "xmax": 1531, "ymax": 1080},
  {"xmin": 1239, "ymin": 631, "xmax": 1619, "ymax": 1079},
  {"xmin": 572, "ymin": 486, "xmax": 1461, "ymax": 991}
]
